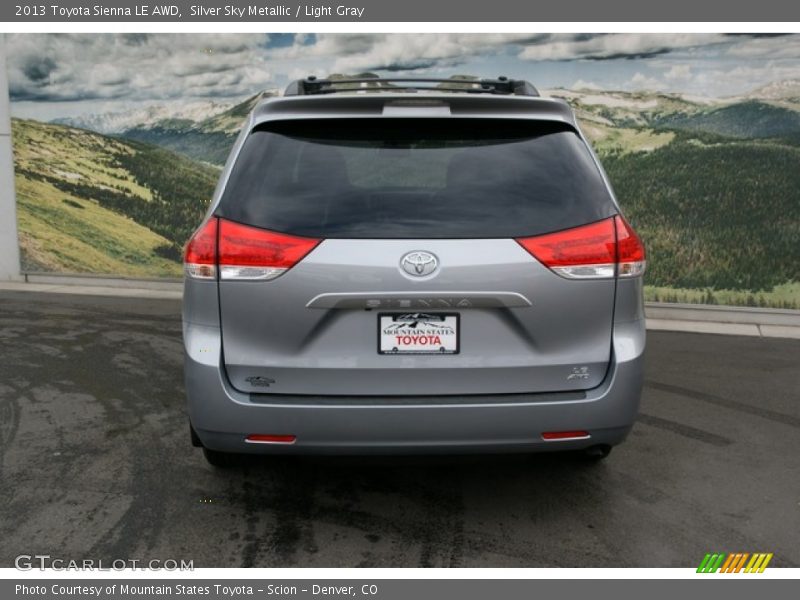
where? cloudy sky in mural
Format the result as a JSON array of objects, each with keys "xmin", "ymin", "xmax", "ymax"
[{"xmin": 7, "ymin": 33, "xmax": 800, "ymax": 119}]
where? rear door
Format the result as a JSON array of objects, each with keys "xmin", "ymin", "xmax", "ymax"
[{"xmin": 215, "ymin": 118, "xmax": 618, "ymax": 396}]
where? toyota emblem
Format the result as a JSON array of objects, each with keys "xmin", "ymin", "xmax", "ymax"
[{"xmin": 400, "ymin": 251, "xmax": 439, "ymax": 277}]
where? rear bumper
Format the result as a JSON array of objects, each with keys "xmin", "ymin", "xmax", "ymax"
[{"xmin": 184, "ymin": 320, "xmax": 645, "ymax": 455}]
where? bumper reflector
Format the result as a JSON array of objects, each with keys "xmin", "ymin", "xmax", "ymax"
[
  {"xmin": 542, "ymin": 430, "xmax": 590, "ymax": 441},
  {"xmin": 245, "ymin": 434, "xmax": 297, "ymax": 444}
]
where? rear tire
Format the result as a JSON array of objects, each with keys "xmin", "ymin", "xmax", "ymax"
[
  {"xmin": 582, "ymin": 444, "xmax": 612, "ymax": 461},
  {"xmin": 202, "ymin": 448, "xmax": 241, "ymax": 468}
]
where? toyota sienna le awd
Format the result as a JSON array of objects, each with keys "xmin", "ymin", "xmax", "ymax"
[{"xmin": 182, "ymin": 77, "xmax": 647, "ymax": 467}]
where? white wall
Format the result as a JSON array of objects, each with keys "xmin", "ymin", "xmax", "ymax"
[{"xmin": 0, "ymin": 33, "xmax": 21, "ymax": 280}]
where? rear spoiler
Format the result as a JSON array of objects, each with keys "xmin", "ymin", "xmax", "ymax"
[{"xmin": 284, "ymin": 76, "xmax": 539, "ymax": 97}]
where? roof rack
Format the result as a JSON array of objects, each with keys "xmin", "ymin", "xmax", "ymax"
[{"xmin": 283, "ymin": 76, "xmax": 539, "ymax": 97}]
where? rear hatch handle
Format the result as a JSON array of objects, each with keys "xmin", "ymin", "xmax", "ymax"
[{"xmin": 306, "ymin": 291, "xmax": 532, "ymax": 310}]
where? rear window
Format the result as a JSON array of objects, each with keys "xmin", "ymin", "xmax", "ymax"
[{"xmin": 215, "ymin": 119, "xmax": 616, "ymax": 238}]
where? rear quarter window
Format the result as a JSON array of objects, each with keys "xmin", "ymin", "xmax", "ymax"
[{"xmin": 215, "ymin": 118, "xmax": 617, "ymax": 238}]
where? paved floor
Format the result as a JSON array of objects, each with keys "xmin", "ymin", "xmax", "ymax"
[{"xmin": 0, "ymin": 291, "xmax": 798, "ymax": 568}]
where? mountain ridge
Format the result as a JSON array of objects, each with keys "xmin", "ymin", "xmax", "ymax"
[
  {"xmin": 119, "ymin": 93, "xmax": 268, "ymax": 165},
  {"xmin": 13, "ymin": 118, "xmax": 218, "ymax": 276},
  {"xmin": 52, "ymin": 99, "xmax": 236, "ymax": 134}
]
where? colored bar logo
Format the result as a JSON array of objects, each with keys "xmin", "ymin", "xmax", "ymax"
[{"xmin": 697, "ymin": 552, "xmax": 773, "ymax": 573}]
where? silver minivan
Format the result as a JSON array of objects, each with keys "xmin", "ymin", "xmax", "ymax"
[{"xmin": 182, "ymin": 77, "xmax": 646, "ymax": 467}]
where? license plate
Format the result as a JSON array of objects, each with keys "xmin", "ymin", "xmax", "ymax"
[{"xmin": 378, "ymin": 313, "xmax": 459, "ymax": 354}]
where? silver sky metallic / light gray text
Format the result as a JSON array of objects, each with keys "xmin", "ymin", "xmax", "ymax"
[{"xmin": 188, "ymin": 5, "xmax": 365, "ymax": 18}]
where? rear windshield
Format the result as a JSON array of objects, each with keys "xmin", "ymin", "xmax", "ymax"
[{"xmin": 215, "ymin": 119, "xmax": 616, "ymax": 238}]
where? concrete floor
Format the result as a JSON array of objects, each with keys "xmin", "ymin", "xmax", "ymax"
[{"xmin": 0, "ymin": 291, "xmax": 797, "ymax": 568}]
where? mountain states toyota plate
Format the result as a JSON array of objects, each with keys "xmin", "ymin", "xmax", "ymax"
[{"xmin": 378, "ymin": 313, "xmax": 459, "ymax": 354}]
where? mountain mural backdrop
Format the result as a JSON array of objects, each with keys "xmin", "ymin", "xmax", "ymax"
[{"xmin": 11, "ymin": 79, "xmax": 800, "ymax": 308}]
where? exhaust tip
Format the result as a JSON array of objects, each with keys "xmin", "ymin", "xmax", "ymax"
[{"xmin": 583, "ymin": 444, "xmax": 612, "ymax": 460}]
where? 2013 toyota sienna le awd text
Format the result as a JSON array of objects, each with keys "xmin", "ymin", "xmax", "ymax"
[{"xmin": 182, "ymin": 76, "xmax": 646, "ymax": 467}]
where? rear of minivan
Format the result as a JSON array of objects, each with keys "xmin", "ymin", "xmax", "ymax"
[{"xmin": 183, "ymin": 87, "xmax": 646, "ymax": 465}]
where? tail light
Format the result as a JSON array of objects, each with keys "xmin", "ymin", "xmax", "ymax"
[
  {"xmin": 183, "ymin": 218, "xmax": 218, "ymax": 280},
  {"xmin": 218, "ymin": 219, "xmax": 320, "ymax": 281},
  {"xmin": 516, "ymin": 215, "xmax": 645, "ymax": 279},
  {"xmin": 183, "ymin": 217, "xmax": 321, "ymax": 281},
  {"xmin": 615, "ymin": 215, "xmax": 647, "ymax": 278}
]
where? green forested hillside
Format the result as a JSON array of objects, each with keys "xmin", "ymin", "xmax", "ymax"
[
  {"xmin": 120, "ymin": 127, "xmax": 236, "ymax": 166},
  {"xmin": 12, "ymin": 119, "xmax": 218, "ymax": 276},
  {"xmin": 653, "ymin": 101, "xmax": 800, "ymax": 140},
  {"xmin": 602, "ymin": 135, "xmax": 800, "ymax": 301},
  {"xmin": 562, "ymin": 92, "xmax": 800, "ymax": 308}
]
